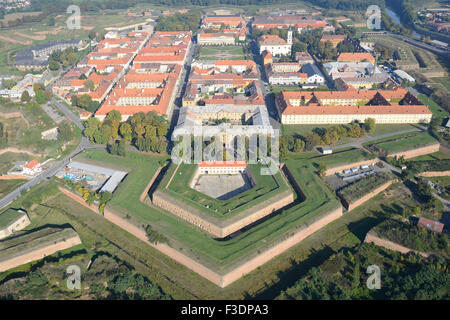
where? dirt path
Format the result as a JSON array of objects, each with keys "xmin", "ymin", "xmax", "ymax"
[
  {"xmin": 0, "ymin": 35, "xmax": 31, "ymax": 45},
  {"xmin": 0, "ymin": 112, "xmax": 30, "ymax": 128},
  {"xmin": 13, "ymin": 31, "xmax": 46, "ymax": 41}
]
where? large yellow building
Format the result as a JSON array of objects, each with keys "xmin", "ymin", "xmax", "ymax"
[{"xmin": 276, "ymin": 88, "xmax": 433, "ymax": 124}]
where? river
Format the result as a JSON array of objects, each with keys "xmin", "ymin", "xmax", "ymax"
[{"xmin": 385, "ymin": 7, "xmax": 422, "ymax": 39}]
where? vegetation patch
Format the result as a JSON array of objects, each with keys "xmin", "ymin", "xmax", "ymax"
[
  {"xmin": 337, "ymin": 172, "xmax": 394, "ymax": 204},
  {"xmin": 370, "ymin": 219, "xmax": 449, "ymax": 258}
]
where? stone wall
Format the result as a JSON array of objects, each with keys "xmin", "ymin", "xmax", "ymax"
[
  {"xmin": 0, "ymin": 235, "xmax": 81, "ymax": 272},
  {"xmin": 325, "ymin": 159, "xmax": 379, "ymax": 176},
  {"xmin": 152, "ymin": 189, "xmax": 294, "ymax": 238},
  {"xmin": 341, "ymin": 180, "xmax": 396, "ymax": 211},
  {"xmin": 0, "ymin": 216, "xmax": 30, "ymax": 240},
  {"xmin": 364, "ymin": 233, "xmax": 429, "ymax": 258},
  {"xmin": 220, "ymin": 206, "xmax": 343, "ymax": 287},
  {"xmin": 388, "ymin": 143, "xmax": 440, "ymax": 160},
  {"xmin": 140, "ymin": 166, "xmax": 162, "ymax": 202}
]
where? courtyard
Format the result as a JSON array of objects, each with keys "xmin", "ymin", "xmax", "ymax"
[{"xmin": 193, "ymin": 172, "xmax": 254, "ymax": 200}]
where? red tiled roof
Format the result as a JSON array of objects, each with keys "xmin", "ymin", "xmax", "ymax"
[{"xmin": 199, "ymin": 161, "xmax": 247, "ymax": 168}]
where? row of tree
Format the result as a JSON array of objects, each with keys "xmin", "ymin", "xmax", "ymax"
[
  {"xmin": 281, "ymin": 119, "xmax": 376, "ymax": 158},
  {"xmin": 84, "ymin": 110, "xmax": 169, "ymax": 153},
  {"xmin": 48, "ymin": 47, "xmax": 79, "ymax": 71}
]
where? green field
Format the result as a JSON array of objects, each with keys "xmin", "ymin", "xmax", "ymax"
[
  {"xmin": 364, "ymin": 131, "xmax": 439, "ymax": 154},
  {"xmin": 418, "ymin": 94, "xmax": 449, "ymax": 121},
  {"xmin": 199, "ymin": 45, "xmax": 245, "ymax": 60},
  {"xmin": 310, "ymin": 147, "xmax": 376, "ymax": 169},
  {"xmin": 159, "ymin": 162, "xmax": 291, "ymax": 218}
]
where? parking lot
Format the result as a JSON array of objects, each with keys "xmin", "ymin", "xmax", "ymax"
[{"xmin": 325, "ymin": 163, "xmax": 390, "ymax": 191}]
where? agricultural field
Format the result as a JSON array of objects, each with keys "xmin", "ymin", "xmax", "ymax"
[
  {"xmin": 199, "ymin": 45, "xmax": 245, "ymax": 60},
  {"xmin": 337, "ymin": 172, "xmax": 395, "ymax": 205},
  {"xmin": 0, "ymin": 10, "xmax": 150, "ymax": 75}
]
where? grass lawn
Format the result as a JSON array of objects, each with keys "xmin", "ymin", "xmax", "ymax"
[
  {"xmin": 309, "ymin": 147, "xmax": 376, "ymax": 168},
  {"xmin": 418, "ymin": 94, "xmax": 449, "ymax": 121},
  {"xmin": 160, "ymin": 162, "xmax": 291, "ymax": 218},
  {"xmin": 431, "ymin": 77, "xmax": 450, "ymax": 91},
  {"xmin": 405, "ymin": 151, "xmax": 450, "ymax": 162},
  {"xmin": 199, "ymin": 45, "xmax": 245, "ymax": 60},
  {"xmin": 282, "ymin": 123, "xmax": 419, "ymax": 148},
  {"xmin": 364, "ymin": 131, "xmax": 439, "ymax": 154},
  {"xmin": 0, "ymin": 179, "xmax": 28, "ymax": 198}
]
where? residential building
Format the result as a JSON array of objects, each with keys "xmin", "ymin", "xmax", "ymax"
[{"xmin": 257, "ymin": 34, "xmax": 291, "ymax": 56}]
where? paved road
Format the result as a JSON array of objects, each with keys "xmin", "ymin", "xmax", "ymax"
[
  {"xmin": 329, "ymin": 126, "xmax": 425, "ymax": 151},
  {"xmin": 0, "ymin": 136, "xmax": 89, "ymax": 210}
]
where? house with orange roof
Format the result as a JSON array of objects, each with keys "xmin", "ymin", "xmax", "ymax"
[
  {"xmin": 337, "ymin": 52, "xmax": 375, "ymax": 64},
  {"xmin": 262, "ymin": 50, "xmax": 273, "ymax": 65},
  {"xmin": 198, "ymin": 161, "xmax": 247, "ymax": 174},
  {"xmin": 198, "ymin": 32, "xmax": 236, "ymax": 45},
  {"xmin": 22, "ymin": 160, "xmax": 42, "ymax": 176}
]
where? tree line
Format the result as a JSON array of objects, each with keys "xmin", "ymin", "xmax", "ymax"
[{"xmin": 84, "ymin": 110, "xmax": 169, "ymax": 154}]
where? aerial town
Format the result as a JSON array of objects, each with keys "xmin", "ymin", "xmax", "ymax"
[{"xmin": 0, "ymin": 0, "xmax": 448, "ymax": 306}]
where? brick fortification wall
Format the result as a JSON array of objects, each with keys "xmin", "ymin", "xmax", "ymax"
[
  {"xmin": 280, "ymin": 164, "xmax": 306, "ymax": 200},
  {"xmin": 325, "ymin": 159, "xmax": 379, "ymax": 176},
  {"xmin": 140, "ymin": 166, "xmax": 163, "ymax": 202},
  {"xmin": 342, "ymin": 180, "xmax": 396, "ymax": 211},
  {"xmin": 220, "ymin": 205, "xmax": 343, "ymax": 287},
  {"xmin": 0, "ymin": 235, "xmax": 81, "ymax": 272},
  {"xmin": 58, "ymin": 175, "xmax": 344, "ymax": 287},
  {"xmin": 364, "ymin": 233, "xmax": 429, "ymax": 258},
  {"xmin": 152, "ymin": 189, "xmax": 294, "ymax": 238},
  {"xmin": 388, "ymin": 143, "xmax": 440, "ymax": 160}
]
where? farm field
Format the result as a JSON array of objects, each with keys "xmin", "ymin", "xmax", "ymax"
[{"xmin": 0, "ymin": 11, "xmax": 149, "ymax": 75}]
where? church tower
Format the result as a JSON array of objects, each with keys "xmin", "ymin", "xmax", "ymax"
[{"xmin": 287, "ymin": 28, "xmax": 293, "ymax": 45}]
